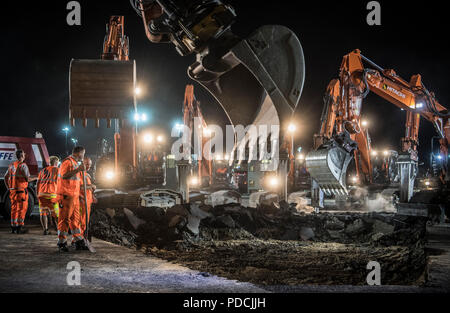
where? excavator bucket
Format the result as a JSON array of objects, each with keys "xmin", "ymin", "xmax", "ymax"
[
  {"xmin": 306, "ymin": 142, "xmax": 354, "ymax": 196},
  {"xmin": 69, "ymin": 59, "xmax": 138, "ymax": 173},
  {"xmin": 69, "ymin": 59, "xmax": 137, "ymax": 127},
  {"xmin": 188, "ymin": 25, "xmax": 305, "ymax": 131}
]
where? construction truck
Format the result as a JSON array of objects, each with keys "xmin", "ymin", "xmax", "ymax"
[
  {"xmin": 306, "ymin": 49, "xmax": 450, "ymax": 220},
  {"xmin": 0, "ymin": 136, "xmax": 50, "ymax": 218}
]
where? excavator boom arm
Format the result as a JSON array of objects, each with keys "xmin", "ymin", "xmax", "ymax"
[
  {"xmin": 183, "ymin": 85, "xmax": 212, "ymax": 185},
  {"xmin": 132, "ymin": 0, "xmax": 306, "ymax": 158},
  {"xmin": 102, "ymin": 16, "xmax": 129, "ymax": 61}
]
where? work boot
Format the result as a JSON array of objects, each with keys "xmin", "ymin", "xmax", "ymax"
[
  {"xmin": 16, "ymin": 226, "xmax": 29, "ymax": 234},
  {"xmin": 43, "ymin": 229, "xmax": 49, "ymax": 235},
  {"xmin": 58, "ymin": 242, "xmax": 69, "ymax": 252},
  {"xmin": 75, "ymin": 240, "xmax": 88, "ymax": 251},
  {"xmin": 11, "ymin": 226, "xmax": 17, "ymax": 234}
]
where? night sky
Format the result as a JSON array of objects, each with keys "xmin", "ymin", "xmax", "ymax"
[{"xmin": 2, "ymin": 0, "xmax": 448, "ymax": 166}]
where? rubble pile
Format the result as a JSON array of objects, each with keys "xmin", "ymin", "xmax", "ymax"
[
  {"xmin": 90, "ymin": 198, "xmax": 428, "ymax": 286},
  {"xmin": 90, "ymin": 207, "xmax": 137, "ymax": 247},
  {"xmin": 197, "ymin": 203, "xmax": 427, "ymax": 247}
]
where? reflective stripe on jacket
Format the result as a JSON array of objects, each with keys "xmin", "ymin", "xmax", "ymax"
[
  {"xmin": 56, "ymin": 156, "xmax": 81, "ymax": 197},
  {"xmin": 80, "ymin": 173, "xmax": 94, "ymax": 206},
  {"xmin": 37, "ymin": 166, "xmax": 59, "ymax": 196},
  {"xmin": 7, "ymin": 161, "xmax": 29, "ymax": 191}
]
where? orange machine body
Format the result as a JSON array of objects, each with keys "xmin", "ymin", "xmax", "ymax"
[
  {"xmin": 315, "ymin": 49, "xmax": 449, "ymax": 184},
  {"xmin": 183, "ymin": 85, "xmax": 212, "ymax": 185},
  {"xmin": 69, "ymin": 16, "xmax": 137, "ymax": 181}
]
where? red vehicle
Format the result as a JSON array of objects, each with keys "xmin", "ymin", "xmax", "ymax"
[{"xmin": 0, "ymin": 136, "xmax": 50, "ymax": 218}]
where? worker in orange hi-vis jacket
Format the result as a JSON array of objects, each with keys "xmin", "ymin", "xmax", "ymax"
[
  {"xmin": 78, "ymin": 157, "xmax": 96, "ymax": 241},
  {"xmin": 36, "ymin": 156, "xmax": 60, "ymax": 235},
  {"xmin": 3, "ymin": 149, "xmax": 38, "ymax": 234},
  {"xmin": 56, "ymin": 146, "xmax": 86, "ymax": 252}
]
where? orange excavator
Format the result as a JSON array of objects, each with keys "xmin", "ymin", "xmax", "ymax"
[
  {"xmin": 183, "ymin": 84, "xmax": 212, "ymax": 186},
  {"xmin": 306, "ymin": 49, "xmax": 449, "ymax": 203},
  {"xmin": 70, "ymin": 16, "xmax": 137, "ymax": 185},
  {"xmin": 69, "ymin": 1, "xmax": 306, "ymax": 199}
]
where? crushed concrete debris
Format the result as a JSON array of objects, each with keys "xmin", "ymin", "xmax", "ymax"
[
  {"xmin": 205, "ymin": 190, "xmax": 241, "ymax": 207},
  {"xmin": 248, "ymin": 191, "xmax": 279, "ymax": 208}
]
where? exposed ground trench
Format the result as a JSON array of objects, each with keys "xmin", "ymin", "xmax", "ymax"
[{"xmin": 89, "ymin": 197, "xmax": 439, "ymax": 288}]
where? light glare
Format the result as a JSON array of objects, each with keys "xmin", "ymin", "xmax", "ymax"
[
  {"xmin": 105, "ymin": 171, "xmax": 115, "ymax": 180},
  {"xmin": 144, "ymin": 134, "xmax": 153, "ymax": 143}
]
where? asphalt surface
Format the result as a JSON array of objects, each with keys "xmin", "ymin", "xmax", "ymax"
[
  {"xmin": 1, "ymin": 220, "xmax": 449, "ymax": 293},
  {"xmin": 0, "ymin": 223, "xmax": 266, "ymax": 293}
]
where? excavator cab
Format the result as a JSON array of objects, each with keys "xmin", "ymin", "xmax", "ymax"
[{"xmin": 69, "ymin": 16, "xmax": 137, "ymax": 185}]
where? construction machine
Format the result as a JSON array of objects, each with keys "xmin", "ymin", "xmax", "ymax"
[
  {"xmin": 182, "ymin": 84, "xmax": 212, "ymax": 187},
  {"xmin": 182, "ymin": 85, "xmax": 236, "ymax": 189},
  {"xmin": 70, "ymin": 16, "xmax": 137, "ymax": 187},
  {"xmin": 69, "ymin": 1, "xmax": 305, "ymax": 200},
  {"xmin": 132, "ymin": 1, "xmax": 305, "ymax": 200},
  {"xmin": 138, "ymin": 129, "xmax": 168, "ymax": 185},
  {"xmin": 130, "ymin": 0, "xmax": 304, "ymax": 133},
  {"xmin": 306, "ymin": 49, "xmax": 449, "ymax": 208}
]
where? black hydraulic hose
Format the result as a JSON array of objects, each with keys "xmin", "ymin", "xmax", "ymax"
[
  {"xmin": 361, "ymin": 69, "xmax": 372, "ymax": 98},
  {"xmin": 360, "ymin": 54, "xmax": 385, "ymax": 73},
  {"xmin": 419, "ymin": 82, "xmax": 450, "ymax": 118},
  {"xmin": 130, "ymin": 0, "xmax": 145, "ymax": 17}
]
